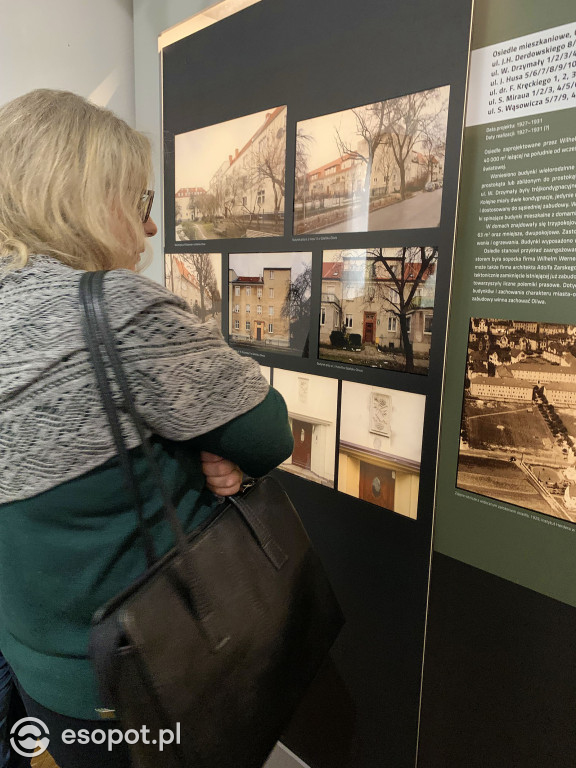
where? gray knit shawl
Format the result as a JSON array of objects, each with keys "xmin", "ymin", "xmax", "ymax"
[{"xmin": 0, "ymin": 256, "xmax": 269, "ymax": 503}]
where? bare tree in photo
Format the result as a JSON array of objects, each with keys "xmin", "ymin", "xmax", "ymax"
[
  {"xmin": 374, "ymin": 140, "xmax": 395, "ymax": 195},
  {"xmin": 210, "ymin": 170, "xmax": 225, "ymax": 210},
  {"xmin": 208, "ymin": 282, "xmax": 221, "ymax": 317},
  {"xmin": 335, "ymin": 102, "xmax": 390, "ymax": 212},
  {"xmin": 187, "ymin": 195, "xmax": 196, "ymax": 220},
  {"xmin": 294, "ymin": 128, "xmax": 314, "ymax": 217},
  {"xmin": 281, "ymin": 263, "xmax": 312, "ymax": 353},
  {"xmin": 197, "ymin": 192, "xmax": 219, "ymax": 222},
  {"xmin": 419, "ymin": 108, "xmax": 448, "ymax": 183},
  {"xmin": 180, "ymin": 254, "xmax": 218, "ymax": 322},
  {"xmin": 380, "ymin": 89, "xmax": 446, "ymax": 200},
  {"xmin": 167, "ymin": 254, "xmax": 175, "ymax": 293},
  {"xmin": 220, "ymin": 168, "xmax": 255, "ymax": 236},
  {"xmin": 252, "ymin": 126, "xmax": 287, "ymax": 224},
  {"xmin": 364, "ymin": 246, "xmax": 438, "ymax": 372}
]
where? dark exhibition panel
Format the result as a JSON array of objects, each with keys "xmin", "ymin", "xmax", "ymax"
[
  {"xmin": 163, "ymin": 0, "xmax": 472, "ymax": 764},
  {"xmin": 419, "ymin": 554, "xmax": 576, "ymax": 768},
  {"xmin": 421, "ymin": 0, "xmax": 576, "ymax": 764},
  {"xmin": 162, "ymin": 0, "xmax": 576, "ymax": 765}
]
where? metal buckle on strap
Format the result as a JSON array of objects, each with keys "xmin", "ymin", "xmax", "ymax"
[{"xmin": 95, "ymin": 707, "xmax": 117, "ymax": 719}]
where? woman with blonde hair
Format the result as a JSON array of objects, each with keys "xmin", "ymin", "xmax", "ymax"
[{"xmin": 0, "ymin": 89, "xmax": 293, "ymax": 767}]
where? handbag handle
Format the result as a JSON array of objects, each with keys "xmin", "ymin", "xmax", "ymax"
[{"xmin": 79, "ymin": 271, "xmax": 228, "ymax": 651}]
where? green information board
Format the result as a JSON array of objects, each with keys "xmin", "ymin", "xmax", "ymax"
[{"xmin": 435, "ymin": 0, "xmax": 576, "ymax": 605}]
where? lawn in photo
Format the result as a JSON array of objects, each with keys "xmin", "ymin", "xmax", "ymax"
[
  {"xmin": 294, "ymin": 86, "xmax": 449, "ymax": 235},
  {"xmin": 175, "ymin": 106, "xmax": 287, "ymax": 241},
  {"xmin": 457, "ymin": 318, "xmax": 576, "ymax": 523},
  {"xmin": 320, "ymin": 246, "xmax": 437, "ymax": 374},
  {"xmin": 165, "ymin": 253, "xmax": 222, "ymax": 325},
  {"xmin": 229, "ymin": 252, "xmax": 312, "ymax": 357},
  {"xmin": 338, "ymin": 381, "xmax": 425, "ymax": 518},
  {"xmin": 273, "ymin": 369, "xmax": 338, "ymax": 487}
]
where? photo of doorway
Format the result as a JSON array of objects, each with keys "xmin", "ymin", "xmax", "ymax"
[
  {"xmin": 273, "ymin": 369, "xmax": 338, "ymax": 487},
  {"xmin": 292, "ymin": 419, "xmax": 313, "ymax": 470},
  {"xmin": 360, "ymin": 462, "xmax": 395, "ymax": 509},
  {"xmin": 363, "ymin": 312, "xmax": 376, "ymax": 344},
  {"xmin": 338, "ymin": 381, "xmax": 425, "ymax": 517}
]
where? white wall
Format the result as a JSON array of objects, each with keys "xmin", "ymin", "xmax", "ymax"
[
  {"xmin": 0, "ymin": 0, "xmax": 135, "ymax": 125},
  {"xmin": 0, "ymin": 0, "xmax": 216, "ymax": 286},
  {"xmin": 134, "ymin": 0, "xmax": 214, "ymax": 285}
]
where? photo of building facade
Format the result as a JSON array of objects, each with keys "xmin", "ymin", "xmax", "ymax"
[
  {"xmin": 228, "ymin": 252, "xmax": 312, "ymax": 356},
  {"xmin": 320, "ymin": 247, "xmax": 437, "ymax": 374},
  {"xmin": 338, "ymin": 382, "xmax": 425, "ymax": 518},
  {"xmin": 273, "ymin": 369, "xmax": 338, "ymax": 487},
  {"xmin": 165, "ymin": 253, "xmax": 222, "ymax": 324},
  {"xmin": 294, "ymin": 86, "xmax": 449, "ymax": 235},
  {"xmin": 175, "ymin": 106, "xmax": 287, "ymax": 240},
  {"xmin": 458, "ymin": 318, "xmax": 576, "ymax": 523}
]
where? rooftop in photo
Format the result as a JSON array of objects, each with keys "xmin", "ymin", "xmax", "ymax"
[
  {"xmin": 226, "ymin": 106, "xmax": 286, "ymax": 169},
  {"xmin": 176, "ymin": 187, "xmax": 207, "ymax": 196},
  {"xmin": 472, "ymin": 377, "xmax": 535, "ymax": 389}
]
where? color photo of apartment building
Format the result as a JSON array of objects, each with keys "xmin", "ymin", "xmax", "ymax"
[
  {"xmin": 175, "ymin": 106, "xmax": 287, "ymax": 240},
  {"xmin": 165, "ymin": 253, "xmax": 222, "ymax": 324},
  {"xmin": 319, "ymin": 247, "xmax": 437, "ymax": 374},
  {"xmin": 228, "ymin": 252, "xmax": 312, "ymax": 356},
  {"xmin": 294, "ymin": 86, "xmax": 449, "ymax": 235}
]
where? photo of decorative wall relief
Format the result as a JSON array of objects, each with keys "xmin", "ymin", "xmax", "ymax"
[
  {"xmin": 293, "ymin": 86, "xmax": 450, "ymax": 235},
  {"xmin": 338, "ymin": 382, "xmax": 425, "ymax": 518},
  {"xmin": 228, "ymin": 251, "xmax": 312, "ymax": 357},
  {"xmin": 175, "ymin": 106, "xmax": 287, "ymax": 241},
  {"xmin": 457, "ymin": 318, "xmax": 576, "ymax": 523},
  {"xmin": 164, "ymin": 252, "xmax": 222, "ymax": 325},
  {"xmin": 320, "ymin": 246, "xmax": 437, "ymax": 374},
  {"xmin": 272, "ymin": 368, "xmax": 338, "ymax": 488}
]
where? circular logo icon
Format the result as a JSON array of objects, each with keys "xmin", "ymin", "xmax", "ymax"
[{"xmin": 10, "ymin": 717, "xmax": 50, "ymax": 758}]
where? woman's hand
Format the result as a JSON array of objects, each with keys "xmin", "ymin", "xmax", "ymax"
[{"xmin": 200, "ymin": 451, "xmax": 243, "ymax": 496}]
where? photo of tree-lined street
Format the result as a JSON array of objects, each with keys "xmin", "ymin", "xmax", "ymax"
[
  {"xmin": 175, "ymin": 106, "xmax": 287, "ymax": 240},
  {"xmin": 293, "ymin": 86, "xmax": 449, "ymax": 235},
  {"xmin": 228, "ymin": 252, "xmax": 312, "ymax": 357},
  {"xmin": 457, "ymin": 318, "xmax": 576, "ymax": 523},
  {"xmin": 165, "ymin": 253, "xmax": 222, "ymax": 325},
  {"xmin": 320, "ymin": 246, "xmax": 437, "ymax": 374}
]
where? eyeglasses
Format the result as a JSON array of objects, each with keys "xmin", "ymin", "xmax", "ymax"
[{"xmin": 139, "ymin": 189, "xmax": 155, "ymax": 223}]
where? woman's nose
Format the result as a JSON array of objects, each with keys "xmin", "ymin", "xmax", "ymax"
[{"xmin": 144, "ymin": 216, "xmax": 158, "ymax": 237}]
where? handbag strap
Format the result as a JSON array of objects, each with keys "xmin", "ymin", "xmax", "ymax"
[
  {"xmin": 80, "ymin": 271, "xmax": 189, "ymax": 552},
  {"xmin": 79, "ymin": 271, "xmax": 228, "ymax": 651},
  {"xmin": 79, "ymin": 271, "xmax": 157, "ymax": 568}
]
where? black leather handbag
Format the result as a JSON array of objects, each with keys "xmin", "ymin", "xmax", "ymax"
[{"xmin": 79, "ymin": 271, "xmax": 344, "ymax": 768}]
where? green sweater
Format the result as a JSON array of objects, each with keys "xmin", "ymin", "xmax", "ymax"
[{"xmin": 0, "ymin": 387, "xmax": 293, "ymax": 719}]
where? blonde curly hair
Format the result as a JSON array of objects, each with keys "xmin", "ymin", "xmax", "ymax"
[{"xmin": 0, "ymin": 89, "xmax": 152, "ymax": 272}]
